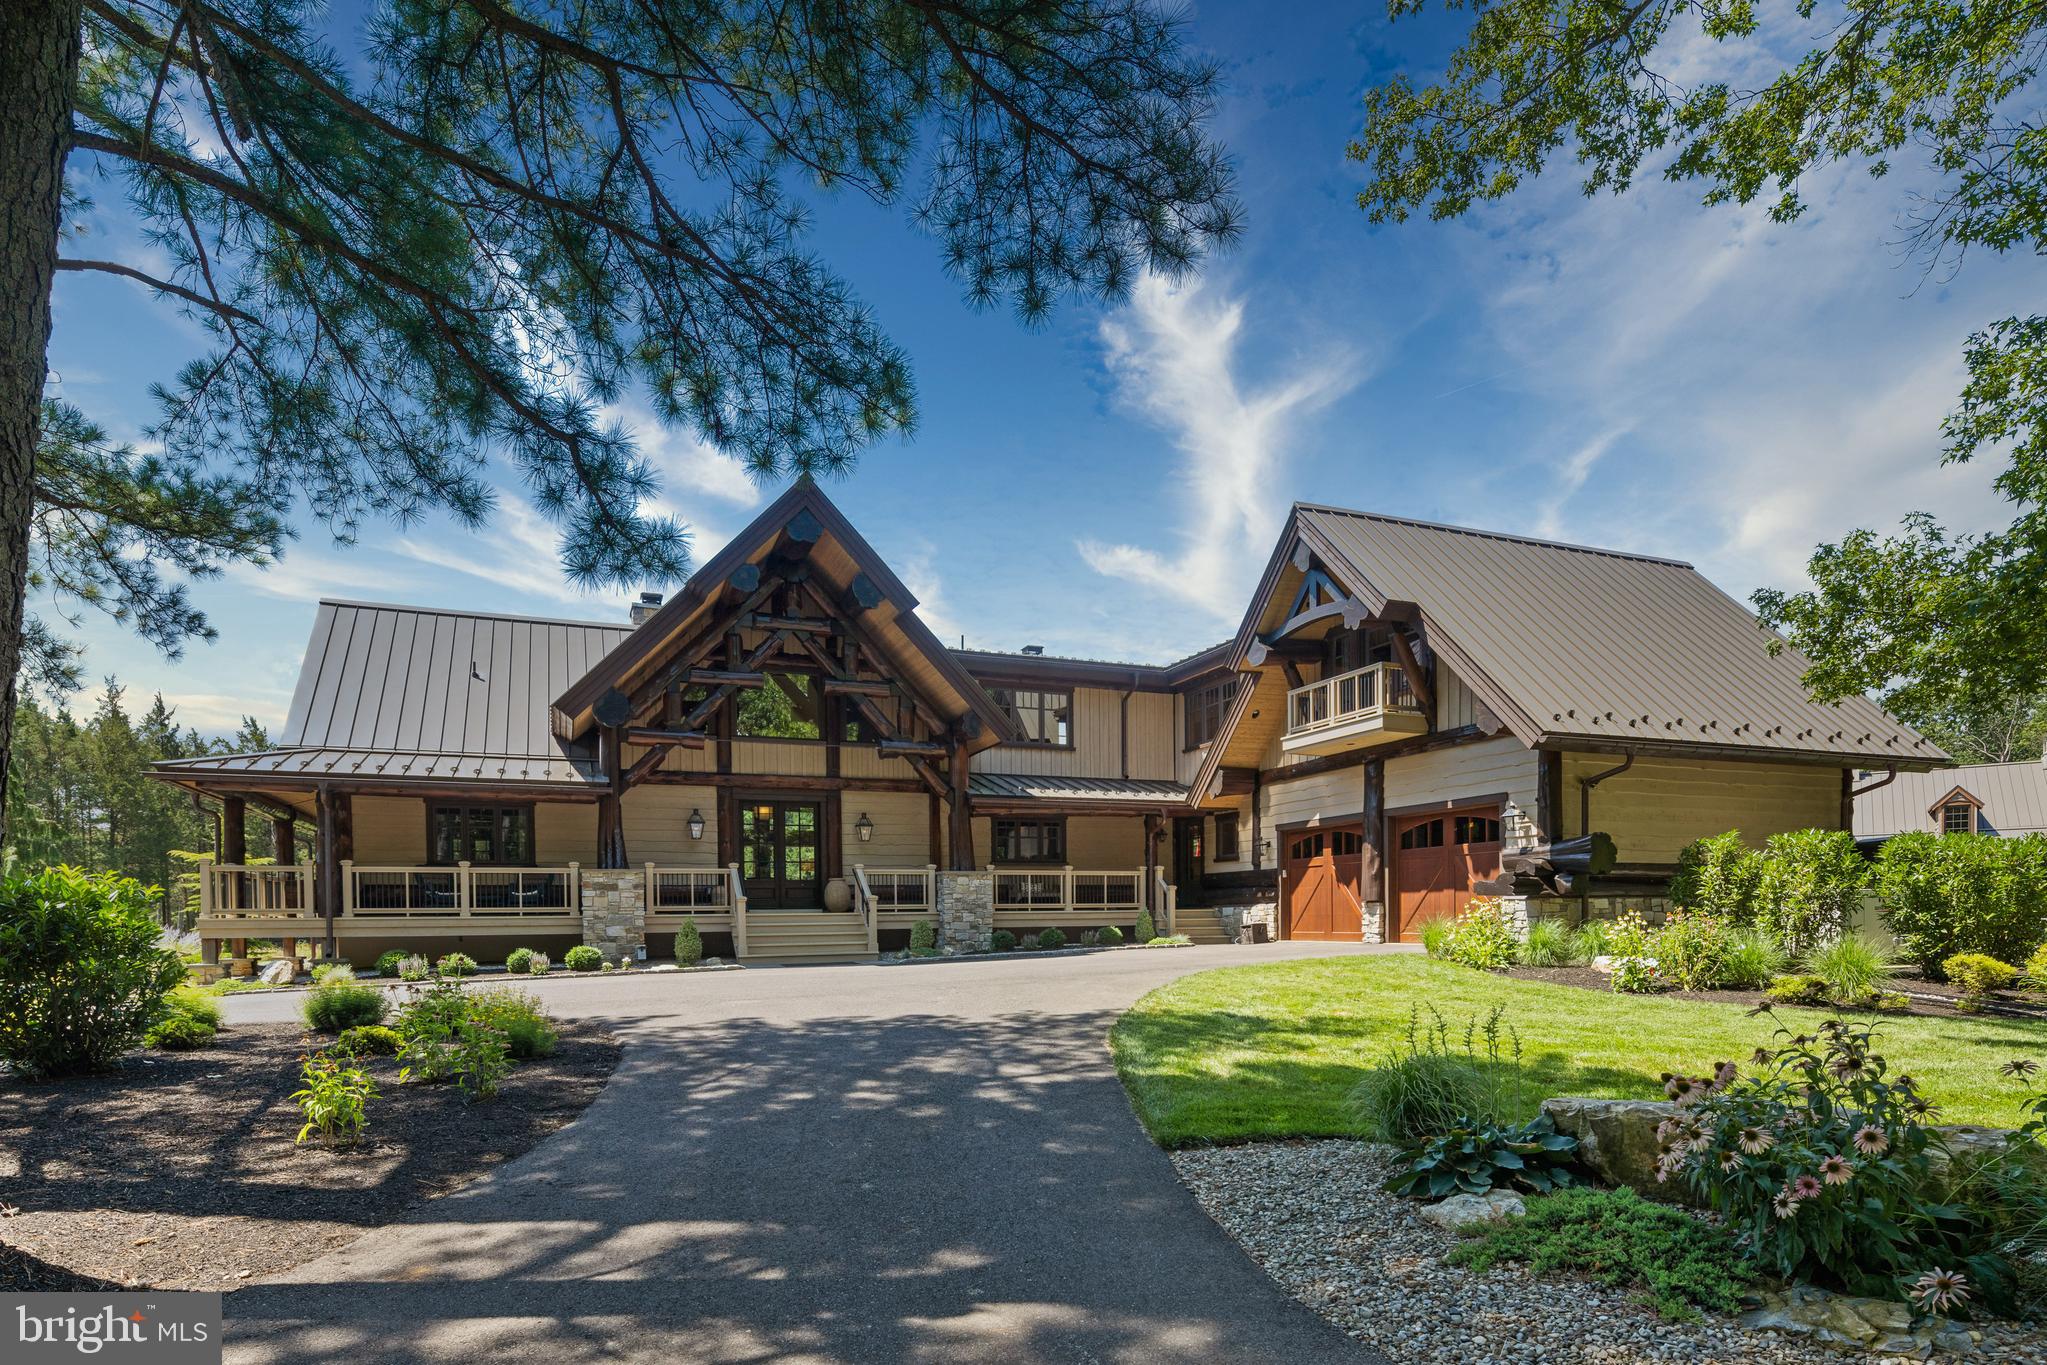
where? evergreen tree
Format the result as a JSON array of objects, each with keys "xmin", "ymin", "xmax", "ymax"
[{"xmin": 0, "ymin": 0, "xmax": 1242, "ymax": 844}]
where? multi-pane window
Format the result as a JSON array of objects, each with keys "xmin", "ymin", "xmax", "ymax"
[
  {"xmin": 992, "ymin": 818, "xmax": 1065, "ymax": 863},
  {"xmin": 1454, "ymin": 815, "xmax": 1502, "ymax": 845},
  {"xmin": 1322, "ymin": 627, "xmax": 1397, "ymax": 676},
  {"xmin": 1214, "ymin": 812, "xmax": 1240, "ymax": 862},
  {"xmin": 990, "ymin": 687, "xmax": 1072, "ymax": 746},
  {"xmin": 1399, "ymin": 818, "xmax": 1444, "ymax": 850},
  {"xmin": 429, "ymin": 804, "xmax": 534, "ymax": 865},
  {"xmin": 1942, "ymin": 802, "xmax": 1975, "ymax": 834},
  {"xmin": 1184, "ymin": 677, "xmax": 1238, "ymax": 749}
]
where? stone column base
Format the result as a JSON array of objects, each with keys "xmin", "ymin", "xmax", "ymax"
[
  {"xmin": 936, "ymin": 870, "xmax": 992, "ymax": 953},
  {"xmin": 580, "ymin": 867, "xmax": 647, "ymax": 960}
]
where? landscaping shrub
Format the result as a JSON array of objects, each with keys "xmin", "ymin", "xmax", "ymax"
[
  {"xmin": 437, "ymin": 952, "xmax": 477, "ymax": 977},
  {"xmin": 1446, "ymin": 1187, "xmax": 1753, "ymax": 1321},
  {"xmin": 374, "ymin": 949, "xmax": 407, "ymax": 978},
  {"xmin": 1811, "ymin": 931, "xmax": 1894, "ymax": 1004},
  {"xmin": 1755, "ymin": 828, "xmax": 1869, "ymax": 955},
  {"xmin": 302, "ymin": 980, "xmax": 388, "ymax": 1032},
  {"xmin": 1659, "ymin": 1016, "xmax": 2008, "ymax": 1304},
  {"xmin": 674, "ymin": 916, "xmax": 704, "ymax": 966},
  {"xmin": 1574, "ymin": 919, "xmax": 1610, "ymax": 961},
  {"xmin": 1669, "ymin": 830, "xmax": 1763, "ymax": 923},
  {"xmin": 1440, "ymin": 897, "xmax": 1518, "ymax": 971},
  {"xmin": 0, "ymin": 866, "xmax": 186, "ymax": 1078},
  {"xmin": 909, "ymin": 920, "xmax": 936, "ymax": 951},
  {"xmin": 1720, "ymin": 927, "xmax": 1789, "ymax": 990},
  {"xmin": 1419, "ymin": 915, "xmax": 1451, "ymax": 958},
  {"xmin": 145, "ymin": 985, "xmax": 223, "ymax": 1050},
  {"xmin": 335, "ymin": 1024, "xmax": 403, "ymax": 1056},
  {"xmin": 1350, "ymin": 1004, "xmax": 1526, "ymax": 1142},
  {"xmin": 1097, "ymin": 924, "xmax": 1124, "ymax": 946},
  {"xmin": 395, "ymin": 981, "xmax": 517, "ymax": 1096},
  {"xmin": 1605, "ymin": 910, "xmax": 1664, "ymax": 993},
  {"xmin": 1944, "ymin": 953, "xmax": 2020, "ymax": 1011},
  {"xmin": 465, "ymin": 987, "xmax": 558, "ymax": 1059},
  {"xmin": 504, "ymin": 947, "xmax": 538, "ymax": 974},
  {"xmin": 1874, "ymin": 831, "xmax": 2047, "ymax": 978},
  {"xmin": 1648, "ymin": 910, "xmax": 1733, "ymax": 991},
  {"xmin": 990, "ymin": 929, "xmax": 1018, "ymax": 952},
  {"xmin": 1134, "ymin": 911, "xmax": 1155, "ymax": 943},
  {"xmin": 398, "ymin": 954, "xmax": 432, "ymax": 982},
  {"xmin": 293, "ymin": 1051, "xmax": 376, "ymax": 1143},
  {"xmin": 1387, "ymin": 1114, "xmax": 1579, "ymax": 1198},
  {"xmin": 1037, "ymin": 928, "xmax": 1067, "ymax": 951},
  {"xmin": 1519, "ymin": 918, "xmax": 1576, "ymax": 968},
  {"xmin": 562, "ymin": 945, "xmax": 603, "ymax": 972},
  {"xmin": 312, "ymin": 961, "xmax": 355, "ymax": 984},
  {"xmin": 526, "ymin": 952, "xmax": 552, "ymax": 976},
  {"xmin": 2028, "ymin": 943, "xmax": 2047, "ymax": 991},
  {"xmin": 1765, "ymin": 973, "xmax": 1831, "ymax": 1006},
  {"xmin": 1143, "ymin": 934, "xmax": 1193, "ymax": 947}
]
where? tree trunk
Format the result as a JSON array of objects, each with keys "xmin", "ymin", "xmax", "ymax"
[{"xmin": 0, "ymin": 0, "xmax": 81, "ymax": 848}]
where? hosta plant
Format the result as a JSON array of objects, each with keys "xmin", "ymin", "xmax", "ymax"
[
  {"xmin": 1387, "ymin": 1113, "xmax": 1579, "ymax": 1199},
  {"xmin": 1658, "ymin": 1015, "xmax": 2006, "ymax": 1305}
]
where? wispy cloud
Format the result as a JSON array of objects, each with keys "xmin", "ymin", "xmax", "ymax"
[
  {"xmin": 1077, "ymin": 272, "xmax": 1361, "ymax": 619},
  {"xmin": 392, "ymin": 495, "xmax": 614, "ymax": 613},
  {"xmin": 603, "ymin": 396, "xmax": 764, "ymax": 511},
  {"xmin": 1532, "ymin": 428, "xmax": 1627, "ymax": 540}
]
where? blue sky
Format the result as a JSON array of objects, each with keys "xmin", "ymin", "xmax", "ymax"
[{"xmin": 45, "ymin": 3, "xmax": 2034, "ymax": 736}]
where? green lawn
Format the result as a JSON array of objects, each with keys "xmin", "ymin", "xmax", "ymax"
[{"xmin": 1110, "ymin": 954, "xmax": 2047, "ymax": 1147}]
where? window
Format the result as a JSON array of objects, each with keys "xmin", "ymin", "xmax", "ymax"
[
  {"xmin": 1942, "ymin": 802, "xmax": 1976, "ymax": 834},
  {"xmin": 737, "ymin": 672, "xmax": 821, "ymax": 739},
  {"xmin": 1331, "ymin": 829, "xmax": 1364, "ymax": 856},
  {"xmin": 1214, "ymin": 812, "xmax": 1240, "ymax": 862},
  {"xmin": 1399, "ymin": 819, "xmax": 1444, "ymax": 850},
  {"xmin": 1322, "ymin": 627, "xmax": 1397, "ymax": 676},
  {"xmin": 1454, "ymin": 814, "xmax": 1502, "ymax": 845},
  {"xmin": 1184, "ymin": 676, "xmax": 1239, "ymax": 749},
  {"xmin": 990, "ymin": 687, "xmax": 1072, "ymax": 747},
  {"xmin": 993, "ymin": 818, "xmax": 1066, "ymax": 863},
  {"xmin": 428, "ymin": 804, "xmax": 534, "ymax": 865}
]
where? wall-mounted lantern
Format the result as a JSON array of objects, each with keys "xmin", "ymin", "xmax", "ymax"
[
  {"xmin": 1501, "ymin": 800, "xmax": 1535, "ymax": 852},
  {"xmin": 855, "ymin": 811, "xmax": 875, "ymax": 843},
  {"xmin": 687, "ymin": 808, "xmax": 706, "ymax": 841}
]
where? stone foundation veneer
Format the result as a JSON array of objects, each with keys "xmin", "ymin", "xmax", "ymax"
[
  {"xmin": 1503, "ymin": 893, "xmax": 1673, "ymax": 936},
  {"xmin": 580, "ymin": 866, "xmax": 646, "ymax": 960},
  {"xmin": 935, "ymin": 870, "xmax": 992, "ymax": 953}
]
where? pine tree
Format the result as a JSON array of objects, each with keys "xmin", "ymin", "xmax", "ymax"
[{"xmin": 0, "ymin": 0, "xmax": 1242, "ymax": 842}]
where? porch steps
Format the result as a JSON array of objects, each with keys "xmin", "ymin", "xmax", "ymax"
[
  {"xmin": 741, "ymin": 910, "xmax": 875, "ymax": 963},
  {"xmin": 1175, "ymin": 907, "xmax": 1233, "ymax": 945}
]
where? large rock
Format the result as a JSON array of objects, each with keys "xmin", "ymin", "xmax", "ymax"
[
  {"xmin": 1539, "ymin": 1098, "xmax": 1685, "ymax": 1202},
  {"xmin": 258, "ymin": 957, "xmax": 297, "ymax": 985},
  {"xmin": 1738, "ymin": 1285, "xmax": 1975, "ymax": 1355},
  {"xmin": 1417, "ymin": 1190, "xmax": 1525, "ymax": 1231}
]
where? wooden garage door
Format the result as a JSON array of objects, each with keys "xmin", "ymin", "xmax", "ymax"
[
  {"xmin": 1284, "ymin": 826, "xmax": 1364, "ymax": 941},
  {"xmin": 1390, "ymin": 808, "xmax": 1502, "ymax": 942}
]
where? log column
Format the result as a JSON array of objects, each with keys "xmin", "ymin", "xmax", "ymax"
[
  {"xmin": 946, "ymin": 735, "xmax": 974, "ymax": 871},
  {"xmin": 222, "ymin": 796, "xmax": 247, "ymax": 956},
  {"xmin": 315, "ymin": 786, "xmax": 352, "ymax": 959},
  {"xmin": 1361, "ymin": 756, "xmax": 1386, "ymax": 943}
]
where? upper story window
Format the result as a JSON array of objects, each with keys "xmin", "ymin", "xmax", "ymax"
[
  {"xmin": 993, "ymin": 817, "xmax": 1065, "ymax": 863},
  {"xmin": 738, "ymin": 671, "xmax": 820, "ymax": 739},
  {"xmin": 1184, "ymin": 676, "xmax": 1238, "ymax": 750},
  {"xmin": 991, "ymin": 687, "xmax": 1072, "ymax": 747},
  {"xmin": 429, "ymin": 803, "xmax": 534, "ymax": 865},
  {"xmin": 1321, "ymin": 626, "xmax": 1396, "ymax": 676},
  {"xmin": 1941, "ymin": 801, "xmax": 1976, "ymax": 835}
]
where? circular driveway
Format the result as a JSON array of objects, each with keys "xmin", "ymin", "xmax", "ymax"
[{"xmin": 219, "ymin": 943, "xmax": 1394, "ymax": 1364}]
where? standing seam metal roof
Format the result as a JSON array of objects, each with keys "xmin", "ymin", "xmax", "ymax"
[
  {"xmin": 1854, "ymin": 762, "xmax": 2047, "ymax": 837},
  {"xmin": 1296, "ymin": 506, "xmax": 1940, "ymax": 766}
]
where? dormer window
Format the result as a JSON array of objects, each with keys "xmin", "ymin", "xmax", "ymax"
[{"xmin": 1941, "ymin": 801, "xmax": 1976, "ymax": 834}]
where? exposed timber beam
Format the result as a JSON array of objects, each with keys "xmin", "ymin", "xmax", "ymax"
[
  {"xmin": 1388, "ymin": 629, "xmax": 1433, "ymax": 713},
  {"xmin": 820, "ymin": 677, "xmax": 892, "ymax": 698},
  {"xmin": 622, "ymin": 726, "xmax": 710, "ymax": 750},
  {"xmin": 687, "ymin": 669, "xmax": 764, "ymax": 688},
  {"xmin": 740, "ymin": 613, "xmax": 833, "ymax": 634},
  {"xmin": 875, "ymin": 738, "xmax": 948, "ymax": 759}
]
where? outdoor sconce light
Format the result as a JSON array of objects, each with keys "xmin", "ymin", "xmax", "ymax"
[
  {"xmin": 687, "ymin": 808, "xmax": 705, "ymax": 841},
  {"xmin": 855, "ymin": 811, "xmax": 875, "ymax": 843},
  {"xmin": 1501, "ymin": 800, "xmax": 1534, "ymax": 852}
]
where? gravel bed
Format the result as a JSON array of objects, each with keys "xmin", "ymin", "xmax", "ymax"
[{"xmin": 1172, "ymin": 1140, "xmax": 2047, "ymax": 1364}]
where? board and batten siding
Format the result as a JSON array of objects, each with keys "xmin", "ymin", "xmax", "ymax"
[
  {"xmin": 845, "ymin": 790, "xmax": 932, "ymax": 868},
  {"xmin": 1559, "ymin": 751, "xmax": 1842, "ymax": 863},
  {"xmin": 971, "ymin": 814, "xmax": 1149, "ymax": 870},
  {"xmin": 972, "ymin": 687, "xmax": 1176, "ymax": 781},
  {"xmin": 351, "ymin": 795, "xmax": 428, "ymax": 864},
  {"xmin": 626, "ymin": 785, "xmax": 720, "ymax": 866},
  {"xmin": 1385, "ymin": 736, "xmax": 1539, "ymax": 813},
  {"xmin": 347, "ymin": 789, "xmax": 716, "ymax": 868}
]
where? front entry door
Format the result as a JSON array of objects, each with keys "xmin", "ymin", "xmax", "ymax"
[
  {"xmin": 1283, "ymin": 826, "xmax": 1364, "ymax": 941},
  {"xmin": 1390, "ymin": 806, "xmax": 1502, "ymax": 942},
  {"xmin": 739, "ymin": 801, "xmax": 823, "ymax": 908},
  {"xmin": 1172, "ymin": 817, "xmax": 1205, "ymax": 906}
]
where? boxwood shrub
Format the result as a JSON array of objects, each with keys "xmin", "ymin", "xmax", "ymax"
[
  {"xmin": 303, "ymin": 980, "xmax": 389, "ymax": 1033},
  {"xmin": 562, "ymin": 945, "xmax": 603, "ymax": 972}
]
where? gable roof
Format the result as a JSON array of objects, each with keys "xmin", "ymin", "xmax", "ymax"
[
  {"xmin": 1856, "ymin": 762, "xmax": 2047, "ymax": 838},
  {"xmin": 552, "ymin": 478, "xmax": 1016, "ymax": 746}
]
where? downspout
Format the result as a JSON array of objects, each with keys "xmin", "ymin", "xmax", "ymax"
[
  {"xmin": 1849, "ymin": 767, "xmax": 1898, "ymax": 798},
  {"xmin": 1577, "ymin": 753, "xmax": 1634, "ymax": 921},
  {"xmin": 1121, "ymin": 686, "xmax": 1133, "ymax": 779}
]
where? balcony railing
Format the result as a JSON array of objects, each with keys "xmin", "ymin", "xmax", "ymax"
[
  {"xmin": 344, "ymin": 861, "xmax": 579, "ymax": 918},
  {"xmin": 199, "ymin": 862, "xmax": 314, "ymax": 918},
  {"xmin": 1285, "ymin": 661, "xmax": 1422, "ymax": 736}
]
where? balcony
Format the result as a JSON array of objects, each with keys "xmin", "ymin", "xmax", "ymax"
[{"xmin": 1281, "ymin": 661, "xmax": 1429, "ymax": 756}]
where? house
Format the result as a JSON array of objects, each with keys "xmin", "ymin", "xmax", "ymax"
[
  {"xmin": 152, "ymin": 481, "xmax": 1945, "ymax": 968},
  {"xmin": 1853, "ymin": 760, "xmax": 2047, "ymax": 844}
]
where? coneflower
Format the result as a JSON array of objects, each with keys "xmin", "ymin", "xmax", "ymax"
[
  {"xmin": 1718, "ymin": 1150, "xmax": 1744, "ymax": 1173},
  {"xmin": 1910, "ymin": 1268, "xmax": 1971, "ymax": 1315},
  {"xmin": 1792, "ymin": 1174, "xmax": 1824, "ymax": 1200},
  {"xmin": 1772, "ymin": 1194, "xmax": 1800, "ymax": 1219},
  {"xmin": 1737, "ymin": 1126, "xmax": 1774, "ymax": 1155},
  {"xmin": 1999, "ymin": 1058, "xmax": 2040, "ymax": 1080},
  {"xmin": 1852, "ymin": 1125, "xmax": 1888, "ymax": 1156},
  {"xmin": 1818, "ymin": 1154, "xmax": 1854, "ymax": 1185}
]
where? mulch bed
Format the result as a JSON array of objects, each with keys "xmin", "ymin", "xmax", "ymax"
[
  {"xmin": 0, "ymin": 1021, "xmax": 620, "ymax": 1291},
  {"xmin": 1503, "ymin": 964, "xmax": 2047, "ymax": 1021}
]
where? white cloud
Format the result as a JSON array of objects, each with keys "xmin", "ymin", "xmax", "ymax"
[
  {"xmin": 1077, "ymin": 272, "xmax": 1361, "ymax": 619},
  {"xmin": 145, "ymin": 689, "xmax": 291, "ymax": 734},
  {"xmin": 603, "ymin": 397, "xmax": 764, "ymax": 510},
  {"xmin": 392, "ymin": 495, "xmax": 613, "ymax": 613},
  {"xmin": 1532, "ymin": 429, "xmax": 1627, "ymax": 541}
]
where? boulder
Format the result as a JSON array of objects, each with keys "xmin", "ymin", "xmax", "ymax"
[
  {"xmin": 1739, "ymin": 1285, "xmax": 1975, "ymax": 1355},
  {"xmin": 1417, "ymin": 1190, "xmax": 1525, "ymax": 1231},
  {"xmin": 1540, "ymin": 1098, "xmax": 1685, "ymax": 1201},
  {"xmin": 258, "ymin": 958, "xmax": 297, "ymax": 986}
]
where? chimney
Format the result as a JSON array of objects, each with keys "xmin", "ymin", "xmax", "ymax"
[
  {"xmin": 1021, "ymin": 644, "xmax": 1044, "ymax": 656},
  {"xmin": 629, "ymin": 591, "xmax": 663, "ymax": 626}
]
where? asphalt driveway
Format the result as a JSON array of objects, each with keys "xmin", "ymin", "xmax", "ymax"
[{"xmin": 217, "ymin": 942, "xmax": 1394, "ymax": 1364}]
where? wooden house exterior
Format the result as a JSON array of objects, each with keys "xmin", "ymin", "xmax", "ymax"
[{"xmin": 152, "ymin": 484, "xmax": 1945, "ymax": 967}]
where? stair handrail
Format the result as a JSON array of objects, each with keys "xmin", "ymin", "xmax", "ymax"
[
  {"xmin": 727, "ymin": 862, "xmax": 748, "ymax": 958},
  {"xmin": 851, "ymin": 864, "xmax": 880, "ymax": 955},
  {"xmin": 1153, "ymin": 866, "xmax": 1176, "ymax": 937}
]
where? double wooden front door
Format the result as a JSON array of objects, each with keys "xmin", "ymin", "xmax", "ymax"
[
  {"xmin": 739, "ymin": 800, "xmax": 823, "ymax": 908},
  {"xmin": 1389, "ymin": 807, "xmax": 1502, "ymax": 942},
  {"xmin": 1283, "ymin": 825, "xmax": 1364, "ymax": 941}
]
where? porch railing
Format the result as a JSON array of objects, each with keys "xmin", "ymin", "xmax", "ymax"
[
  {"xmin": 991, "ymin": 866, "xmax": 1147, "ymax": 914},
  {"xmin": 1285, "ymin": 661, "xmax": 1421, "ymax": 736},
  {"xmin": 199, "ymin": 861, "xmax": 315, "ymax": 918},
  {"xmin": 1153, "ymin": 866, "xmax": 1178, "ymax": 938},
  {"xmin": 644, "ymin": 865, "xmax": 733, "ymax": 911},
  {"xmin": 859, "ymin": 864, "xmax": 936, "ymax": 913},
  {"xmin": 342, "ymin": 861, "xmax": 580, "ymax": 918},
  {"xmin": 729, "ymin": 863, "xmax": 748, "ymax": 958}
]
